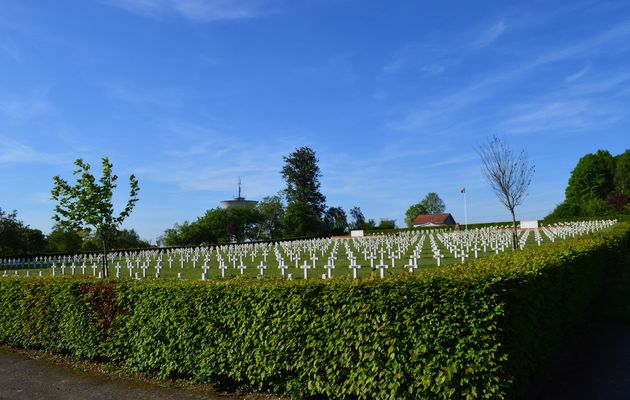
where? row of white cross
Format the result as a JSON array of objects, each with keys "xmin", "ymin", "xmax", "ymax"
[{"xmin": 0, "ymin": 220, "xmax": 617, "ymax": 280}]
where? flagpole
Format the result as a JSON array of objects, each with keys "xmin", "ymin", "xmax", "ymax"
[{"xmin": 464, "ymin": 190, "xmax": 467, "ymax": 230}]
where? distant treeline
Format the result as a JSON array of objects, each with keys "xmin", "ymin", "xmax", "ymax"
[{"xmin": 0, "ymin": 208, "xmax": 150, "ymax": 258}]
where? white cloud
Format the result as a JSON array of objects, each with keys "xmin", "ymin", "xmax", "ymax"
[
  {"xmin": 389, "ymin": 20, "xmax": 630, "ymax": 132},
  {"xmin": 565, "ymin": 63, "xmax": 591, "ymax": 82},
  {"xmin": 0, "ymin": 137, "xmax": 55, "ymax": 164},
  {"xmin": 503, "ymin": 99, "xmax": 623, "ymax": 134},
  {"xmin": 0, "ymin": 95, "xmax": 52, "ymax": 120},
  {"xmin": 475, "ymin": 20, "xmax": 506, "ymax": 47},
  {"xmin": 103, "ymin": 0, "xmax": 274, "ymax": 21}
]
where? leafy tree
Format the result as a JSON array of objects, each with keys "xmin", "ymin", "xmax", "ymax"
[
  {"xmin": 420, "ymin": 192, "xmax": 446, "ymax": 214},
  {"xmin": 545, "ymin": 201, "xmax": 582, "ymax": 220},
  {"xmin": 161, "ymin": 207, "xmax": 261, "ymax": 246},
  {"xmin": 161, "ymin": 220, "xmax": 216, "ymax": 247},
  {"xmin": 0, "ymin": 208, "xmax": 24, "ymax": 256},
  {"xmin": 349, "ymin": 206, "xmax": 366, "ymax": 230},
  {"xmin": 51, "ymin": 158, "xmax": 139, "ymax": 277},
  {"xmin": 0, "ymin": 208, "xmax": 46, "ymax": 257},
  {"xmin": 377, "ymin": 219, "xmax": 396, "ymax": 229},
  {"xmin": 566, "ymin": 150, "xmax": 615, "ymax": 202},
  {"xmin": 478, "ymin": 136, "xmax": 534, "ymax": 250},
  {"xmin": 364, "ymin": 218, "xmax": 377, "ymax": 229},
  {"xmin": 283, "ymin": 202, "xmax": 322, "ymax": 237},
  {"xmin": 324, "ymin": 206, "xmax": 348, "ymax": 235},
  {"xmin": 607, "ymin": 191, "xmax": 630, "ymax": 213},
  {"xmin": 582, "ymin": 197, "xmax": 613, "ymax": 217},
  {"xmin": 281, "ymin": 147, "xmax": 327, "ymax": 235},
  {"xmin": 614, "ymin": 149, "xmax": 630, "ymax": 195},
  {"xmin": 256, "ymin": 194, "xmax": 285, "ymax": 239},
  {"xmin": 404, "ymin": 202, "xmax": 427, "ymax": 228},
  {"xmin": 83, "ymin": 228, "xmax": 151, "ymax": 250},
  {"xmin": 223, "ymin": 207, "xmax": 262, "ymax": 243},
  {"xmin": 46, "ymin": 225, "xmax": 84, "ymax": 254}
]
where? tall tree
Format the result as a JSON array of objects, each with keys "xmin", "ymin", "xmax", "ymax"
[
  {"xmin": 566, "ymin": 150, "xmax": 615, "ymax": 202},
  {"xmin": 404, "ymin": 202, "xmax": 427, "ymax": 228},
  {"xmin": 614, "ymin": 149, "xmax": 630, "ymax": 195},
  {"xmin": 281, "ymin": 147, "xmax": 327, "ymax": 236},
  {"xmin": 477, "ymin": 136, "xmax": 534, "ymax": 250},
  {"xmin": 51, "ymin": 157, "xmax": 139, "ymax": 277},
  {"xmin": 420, "ymin": 192, "xmax": 446, "ymax": 214}
]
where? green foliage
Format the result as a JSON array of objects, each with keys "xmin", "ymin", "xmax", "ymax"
[
  {"xmin": 0, "ymin": 224, "xmax": 628, "ymax": 399},
  {"xmin": 256, "ymin": 194, "xmax": 285, "ymax": 239},
  {"xmin": 420, "ymin": 192, "xmax": 446, "ymax": 215},
  {"xmin": 566, "ymin": 150, "xmax": 615, "ymax": 202},
  {"xmin": 161, "ymin": 207, "xmax": 261, "ymax": 246},
  {"xmin": 51, "ymin": 157, "xmax": 140, "ymax": 276},
  {"xmin": 547, "ymin": 149, "xmax": 630, "ymax": 219},
  {"xmin": 0, "ymin": 208, "xmax": 47, "ymax": 257},
  {"xmin": 614, "ymin": 149, "xmax": 630, "ymax": 195},
  {"xmin": 46, "ymin": 225, "xmax": 85, "ymax": 254},
  {"xmin": 324, "ymin": 206, "xmax": 349, "ymax": 235},
  {"xmin": 377, "ymin": 219, "xmax": 396, "ymax": 229},
  {"xmin": 282, "ymin": 202, "xmax": 322, "ymax": 238},
  {"xmin": 281, "ymin": 147, "xmax": 327, "ymax": 236},
  {"xmin": 405, "ymin": 202, "xmax": 428, "ymax": 228},
  {"xmin": 349, "ymin": 206, "xmax": 365, "ymax": 229},
  {"xmin": 0, "ymin": 279, "xmax": 110, "ymax": 359},
  {"xmin": 51, "ymin": 158, "xmax": 140, "ymax": 235}
]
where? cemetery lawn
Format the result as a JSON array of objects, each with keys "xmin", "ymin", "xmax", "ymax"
[{"xmin": 2, "ymin": 224, "xmax": 602, "ymax": 281}]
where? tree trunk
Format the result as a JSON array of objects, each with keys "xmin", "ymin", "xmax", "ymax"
[
  {"xmin": 510, "ymin": 208, "xmax": 518, "ymax": 250},
  {"xmin": 102, "ymin": 238, "xmax": 109, "ymax": 278}
]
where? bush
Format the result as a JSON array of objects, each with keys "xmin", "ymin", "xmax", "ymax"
[{"xmin": 0, "ymin": 224, "xmax": 628, "ymax": 399}]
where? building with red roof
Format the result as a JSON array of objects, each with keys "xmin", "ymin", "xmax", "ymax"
[{"xmin": 412, "ymin": 213, "xmax": 456, "ymax": 227}]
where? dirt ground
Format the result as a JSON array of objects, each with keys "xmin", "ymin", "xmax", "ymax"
[{"xmin": 0, "ymin": 347, "xmax": 279, "ymax": 400}]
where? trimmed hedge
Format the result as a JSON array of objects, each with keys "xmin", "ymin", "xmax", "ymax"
[{"xmin": 0, "ymin": 224, "xmax": 628, "ymax": 399}]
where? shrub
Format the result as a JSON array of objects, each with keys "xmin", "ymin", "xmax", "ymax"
[{"xmin": 0, "ymin": 224, "xmax": 627, "ymax": 399}]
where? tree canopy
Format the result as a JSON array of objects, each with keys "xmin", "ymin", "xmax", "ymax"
[
  {"xmin": 0, "ymin": 208, "xmax": 46, "ymax": 257},
  {"xmin": 160, "ymin": 207, "xmax": 261, "ymax": 246},
  {"xmin": 420, "ymin": 192, "xmax": 446, "ymax": 215},
  {"xmin": 51, "ymin": 157, "xmax": 139, "ymax": 276},
  {"xmin": 404, "ymin": 202, "xmax": 427, "ymax": 228},
  {"xmin": 324, "ymin": 206, "xmax": 349, "ymax": 235},
  {"xmin": 281, "ymin": 147, "xmax": 327, "ymax": 236},
  {"xmin": 547, "ymin": 148, "xmax": 630, "ymax": 219},
  {"xmin": 565, "ymin": 150, "xmax": 615, "ymax": 202},
  {"xmin": 256, "ymin": 194, "xmax": 285, "ymax": 240}
]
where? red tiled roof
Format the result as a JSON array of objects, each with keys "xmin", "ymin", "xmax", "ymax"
[{"xmin": 412, "ymin": 213, "xmax": 452, "ymax": 225}]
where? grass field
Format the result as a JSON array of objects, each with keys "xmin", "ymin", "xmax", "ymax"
[{"xmin": 1, "ymin": 223, "xmax": 601, "ymax": 281}]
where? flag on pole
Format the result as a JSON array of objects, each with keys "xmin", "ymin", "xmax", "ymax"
[{"xmin": 460, "ymin": 187, "xmax": 465, "ymax": 193}]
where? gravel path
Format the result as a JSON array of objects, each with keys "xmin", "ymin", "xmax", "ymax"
[{"xmin": 0, "ymin": 349, "xmax": 217, "ymax": 400}]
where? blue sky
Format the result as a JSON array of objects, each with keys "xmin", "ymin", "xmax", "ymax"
[{"xmin": 1, "ymin": 0, "xmax": 629, "ymax": 242}]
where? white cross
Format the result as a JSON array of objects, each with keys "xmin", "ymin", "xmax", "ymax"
[
  {"xmin": 258, "ymin": 261, "xmax": 267, "ymax": 277},
  {"xmin": 377, "ymin": 262, "xmax": 387, "ymax": 279},
  {"xmin": 325, "ymin": 261, "xmax": 335, "ymax": 279},
  {"xmin": 350, "ymin": 262, "xmax": 361, "ymax": 279},
  {"xmin": 301, "ymin": 261, "xmax": 310, "ymax": 280}
]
